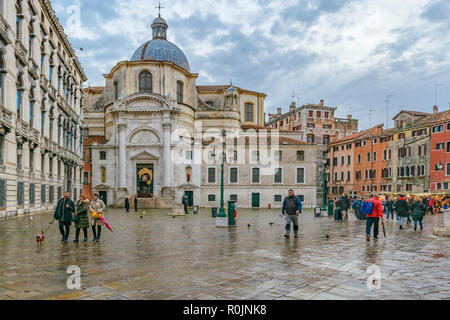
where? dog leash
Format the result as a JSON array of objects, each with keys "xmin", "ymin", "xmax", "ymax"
[{"xmin": 43, "ymin": 219, "xmax": 56, "ymax": 233}]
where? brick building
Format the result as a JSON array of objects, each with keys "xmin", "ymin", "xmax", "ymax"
[
  {"xmin": 327, "ymin": 125, "xmax": 384, "ymax": 200},
  {"xmin": 429, "ymin": 110, "xmax": 450, "ymax": 193},
  {"xmin": 266, "ymin": 99, "xmax": 358, "ymax": 145}
]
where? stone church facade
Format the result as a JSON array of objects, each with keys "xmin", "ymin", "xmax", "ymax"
[{"xmin": 83, "ymin": 15, "xmax": 318, "ymax": 209}]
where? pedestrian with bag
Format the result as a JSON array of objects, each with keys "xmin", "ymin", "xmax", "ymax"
[
  {"xmin": 395, "ymin": 194, "xmax": 410, "ymax": 230},
  {"xmin": 182, "ymin": 194, "xmax": 190, "ymax": 215},
  {"xmin": 74, "ymin": 194, "xmax": 90, "ymax": 243},
  {"xmin": 339, "ymin": 193, "xmax": 350, "ymax": 221},
  {"xmin": 53, "ymin": 191, "xmax": 75, "ymax": 243},
  {"xmin": 282, "ymin": 189, "xmax": 302, "ymax": 238},
  {"xmin": 125, "ymin": 196, "xmax": 130, "ymax": 213},
  {"xmin": 411, "ymin": 196, "xmax": 426, "ymax": 231},
  {"xmin": 364, "ymin": 193, "xmax": 383, "ymax": 241},
  {"xmin": 334, "ymin": 197, "xmax": 343, "ymax": 221},
  {"xmin": 89, "ymin": 192, "xmax": 106, "ymax": 242},
  {"xmin": 353, "ymin": 197, "xmax": 365, "ymax": 220},
  {"xmin": 385, "ymin": 196, "xmax": 395, "ymax": 221}
]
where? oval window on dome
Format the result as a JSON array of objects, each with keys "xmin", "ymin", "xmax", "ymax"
[{"xmin": 139, "ymin": 71, "xmax": 152, "ymax": 94}]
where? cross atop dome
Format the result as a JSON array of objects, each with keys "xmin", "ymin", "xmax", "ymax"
[
  {"xmin": 155, "ymin": 2, "xmax": 164, "ymax": 17},
  {"xmin": 151, "ymin": 7, "xmax": 168, "ymax": 40}
]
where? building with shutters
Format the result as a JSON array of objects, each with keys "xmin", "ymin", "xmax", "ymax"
[{"xmin": 0, "ymin": 0, "xmax": 87, "ymax": 218}]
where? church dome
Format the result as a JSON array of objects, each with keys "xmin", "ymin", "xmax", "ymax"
[{"xmin": 131, "ymin": 15, "xmax": 190, "ymax": 72}]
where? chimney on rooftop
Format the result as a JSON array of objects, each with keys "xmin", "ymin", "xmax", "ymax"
[
  {"xmin": 433, "ymin": 105, "xmax": 438, "ymax": 114},
  {"xmin": 320, "ymin": 99, "xmax": 324, "ymax": 107},
  {"xmin": 277, "ymin": 107, "xmax": 282, "ymax": 115}
]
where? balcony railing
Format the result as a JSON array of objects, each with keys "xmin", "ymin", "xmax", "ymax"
[
  {"xmin": 15, "ymin": 40, "xmax": 28, "ymax": 65},
  {"xmin": 0, "ymin": 106, "xmax": 13, "ymax": 130}
]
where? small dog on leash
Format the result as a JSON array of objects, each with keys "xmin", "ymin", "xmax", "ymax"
[{"xmin": 36, "ymin": 231, "xmax": 44, "ymax": 243}]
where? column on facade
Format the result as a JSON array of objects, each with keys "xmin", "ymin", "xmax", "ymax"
[
  {"xmin": 162, "ymin": 121, "xmax": 172, "ymax": 188},
  {"xmin": 118, "ymin": 123, "xmax": 127, "ymax": 188}
]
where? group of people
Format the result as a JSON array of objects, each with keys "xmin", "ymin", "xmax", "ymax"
[
  {"xmin": 124, "ymin": 196, "xmax": 139, "ymax": 213},
  {"xmin": 331, "ymin": 192, "xmax": 447, "ymax": 241},
  {"xmin": 53, "ymin": 191, "xmax": 106, "ymax": 243}
]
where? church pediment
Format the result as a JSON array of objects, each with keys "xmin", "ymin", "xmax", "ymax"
[
  {"xmin": 130, "ymin": 150, "xmax": 160, "ymax": 160},
  {"xmin": 113, "ymin": 93, "xmax": 179, "ymax": 113}
]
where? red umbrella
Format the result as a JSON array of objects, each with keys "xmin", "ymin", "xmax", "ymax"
[{"xmin": 99, "ymin": 215, "xmax": 113, "ymax": 232}]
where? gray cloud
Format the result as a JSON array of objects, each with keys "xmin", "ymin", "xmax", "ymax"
[{"xmin": 52, "ymin": 0, "xmax": 450, "ymax": 131}]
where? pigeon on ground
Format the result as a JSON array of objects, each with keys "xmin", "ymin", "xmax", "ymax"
[
  {"xmin": 269, "ymin": 223, "xmax": 274, "ymax": 226},
  {"xmin": 248, "ymin": 224, "xmax": 251, "ymax": 227}
]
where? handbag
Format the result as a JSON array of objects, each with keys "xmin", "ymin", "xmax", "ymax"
[{"xmin": 92, "ymin": 210, "xmax": 102, "ymax": 219}]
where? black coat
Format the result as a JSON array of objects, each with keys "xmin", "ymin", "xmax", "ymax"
[
  {"xmin": 395, "ymin": 198, "xmax": 410, "ymax": 217},
  {"xmin": 125, "ymin": 198, "xmax": 130, "ymax": 209},
  {"xmin": 411, "ymin": 201, "xmax": 426, "ymax": 221},
  {"xmin": 54, "ymin": 198, "xmax": 75, "ymax": 222}
]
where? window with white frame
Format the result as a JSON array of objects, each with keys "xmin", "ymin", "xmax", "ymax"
[
  {"xmin": 252, "ymin": 167, "xmax": 260, "ymax": 183},
  {"xmin": 274, "ymin": 167, "xmax": 283, "ymax": 184},
  {"xmin": 296, "ymin": 167, "xmax": 305, "ymax": 184},
  {"xmin": 275, "ymin": 151, "xmax": 282, "ymax": 161},
  {"xmin": 229, "ymin": 167, "xmax": 238, "ymax": 184},
  {"xmin": 208, "ymin": 167, "xmax": 216, "ymax": 183}
]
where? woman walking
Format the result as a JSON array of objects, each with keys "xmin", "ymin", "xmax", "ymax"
[
  {"xmin": 74, "ymin": 195, "xmax": 90, "ymax": 242},
  {"xmin": 125, "ymin": 196, "xmax": 130, "ymax": 213},
  {"xmin": 90, "ymin": 192, "xmax": 106, "ymax": 242},
  {"xmin": 396, "ymin": 194, "xmax": 410, "ymax": 230},
  {"xmin": 411, "ymin": 197, "xmax": 426, "ymax": 231}
]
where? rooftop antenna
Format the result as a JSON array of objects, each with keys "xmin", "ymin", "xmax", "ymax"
[
  {"xmin": 435, "ymin": 83, "xmax": 443, "ymax": 106},
  {"xmin": 155, "ymin": 2, "xmax": 164, "ymax": 17},
  {"xmin": 385, "ymin": 95, "xmax": 394, "ymax": 129}
]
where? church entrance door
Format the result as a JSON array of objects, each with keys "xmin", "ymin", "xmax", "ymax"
[{"xmin": 137, "ymin": 164, "xmax": 154, "ymax": 198}]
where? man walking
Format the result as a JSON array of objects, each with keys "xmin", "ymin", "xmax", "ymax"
[
  {"xmin": 54, "ymin": 191, "xmax": 75, "ymax": 243},
  {"xmin": 182, "ymin": 194, "xmax": 190, "ymax": 215},
  {"xmin": 282, "ymin": 189, "xmax": 302, "ymax": 238},
  {"xmin": 365, "ymin": 193, "xmax": 384, "ymax": 241},
  {"xmin": 339, "ymin": 192, "xmax": 350, "ymax": 221}
]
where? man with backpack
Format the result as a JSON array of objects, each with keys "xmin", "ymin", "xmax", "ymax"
[
  {"xmin": 282, "ymin": 189, "xmax": 302, "ymax": 239},
  {"xmin": 363, "ymin": 193, "xmax": 384, "ymax": 241}
]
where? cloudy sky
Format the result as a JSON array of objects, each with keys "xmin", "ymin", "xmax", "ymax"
[{"xmin": 51, "ymin": 0, "xmax": 450, "ymax": 130}]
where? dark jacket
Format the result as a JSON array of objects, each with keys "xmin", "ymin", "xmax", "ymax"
[
  {"xmin": 337, "ymin": 196, "xmax": 349, "ymax": 210},
  {"xmin": 125, "ymin": 198, "xmax": 130, "ymax": 209},
  {"xmin": 386, "ymin": 200, "xmax": 394, "ymax": 211},
  {"xmin": 75, "ymin": 199, "xmax": 90, "ymax": 229},
  {"xmin": 395, "ymin": 198, "xmax": 410, "ymax": 217},
  {"xmin": 282, "ymin": 196, "xmax": 302, "ymax": 215},
  {"xmin": 54, "ymin": 198, "xmax": 75, "ymax": 222},
  {"xmin": 182, "ymin": 196, "xmax": 187, "ymax": 205},
  {"xmin": 411, "ymin": 201, "xmax": 426, "ymax": 221}
]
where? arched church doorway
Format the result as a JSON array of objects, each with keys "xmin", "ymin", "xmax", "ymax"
[{"xmin": 137, "ymin": 164, "xmax": 154, "ymax": 198}]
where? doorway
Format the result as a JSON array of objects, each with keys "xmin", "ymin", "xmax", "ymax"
[
  {"xmin": 184, "ymin": 191, "xmax": 194, "ymax": 207},
  {"xmin": 99, "ymin": 191, "xmax": 107, "ymax": 206},
  {"xmin": 252, "ymin": 193, "xmax": 260, "ymax": 208},
  {"xmin": 137, "ymin": 164, "xmax": 154, "ymax": 198}
]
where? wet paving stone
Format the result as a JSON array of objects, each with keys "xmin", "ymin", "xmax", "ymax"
[{"xmin": 0, "ymin": 208, "xmax": 449, "ymax": 300}]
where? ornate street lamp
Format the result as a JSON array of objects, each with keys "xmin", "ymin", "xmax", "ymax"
[
  {"xmin": 216, "ymin": 129, "xmax": 228, "ymax": 227},
  {"xmin": 322, "ymin": 157, "xmax": 329, "ymax": 212}
]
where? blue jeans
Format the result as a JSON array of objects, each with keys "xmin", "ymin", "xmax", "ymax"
[
  {"xmin": 414, "ymin": 221, "xmax": 423, "ymax": 229},
  {"xmin": 366, "ymin": 217, "xmax": 379, "ymax": 237},
  {"xmin": 386, "ymin": 210, "xmax": 394, "ymax": 220}
]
